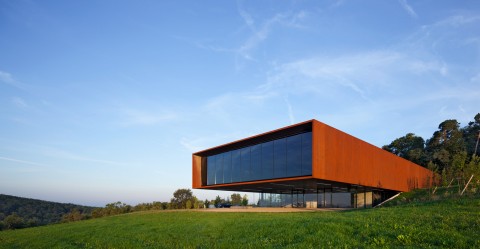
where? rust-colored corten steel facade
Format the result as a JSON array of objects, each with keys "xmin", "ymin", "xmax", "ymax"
[{"xmin": 192, "ymin": 120, "xmax": 434, "ymax": 207}]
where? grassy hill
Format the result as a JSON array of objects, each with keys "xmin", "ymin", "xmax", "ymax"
[
  {"xmin": 0, "ymin": 191, "xmax": 479, "ymax": 248},
  {"xmin": 0, "ymin": 194, "xmax": 95, "ymax": 229}
]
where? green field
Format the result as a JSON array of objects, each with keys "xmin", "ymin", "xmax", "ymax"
[{"xmin": 0, "ymin": 195, "xmax": 479, "ymax": 248}]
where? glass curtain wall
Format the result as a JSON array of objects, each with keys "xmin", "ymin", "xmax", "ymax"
[{"xmin": 206, "ymin": 132, "xmax": 312, "ymax": 185}]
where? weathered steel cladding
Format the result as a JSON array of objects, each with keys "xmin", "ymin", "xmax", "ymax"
[
  {"xmin": 192, "ymin": 154, "xmax": 202, "ymax": 188},
  {"xmin": 312, "ymin": 120, "xmax": 433, "ymax": 192},
  {"xmin": 192, "ymin": 119, "xmax": 434, "ymax": 192}
]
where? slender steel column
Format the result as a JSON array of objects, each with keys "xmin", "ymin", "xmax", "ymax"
[
  {"xmin": 302, "ymin": 190, "xmax": 305, "ymax": 208},
  {"xmin": 323, "ymin": 188, "xmax": 326, "ymax": 207},
  {"xmin": 364, "ymin": 188, "xmax": 366, "ymax": 209},
  {"xmin": 330, "ymin": 188, "xmax": 333, "ymax": 208},
  {"xmin": 291, "ymin": 189, "xmax": 293, "ymax": 208}
]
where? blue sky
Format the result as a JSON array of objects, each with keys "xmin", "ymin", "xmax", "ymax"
[{"xmin": 1, "ymin": 0, "xmax": 479, "ymax": 206}]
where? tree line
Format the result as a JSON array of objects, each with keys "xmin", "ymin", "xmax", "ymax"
[
  {"xmin": 89, "ymin": 189, "xmax": 250, "ymax": 219},
  {"xmin": 0, "ymin": 189, "xmax": 248, "ymax": 230},
  {"xmin": 382, "ymin": 113, "xmax": 480, "ymax": 187}
]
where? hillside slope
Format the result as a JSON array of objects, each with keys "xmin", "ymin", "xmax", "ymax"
[
  {"xmin": 0, "ymin": 196, "xmax": 479, "ymax": 248},
  {"xmin": 0, "ymin": 194, "xmax": 95, "ymax": 228}
]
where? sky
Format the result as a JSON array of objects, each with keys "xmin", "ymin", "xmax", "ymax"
[{"xmin": 1, "ymin": 0, "xmax": 479, "ymax": 206}]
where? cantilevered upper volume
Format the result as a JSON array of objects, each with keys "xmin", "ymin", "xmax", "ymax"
[{"xmin": 192, "ymin": 120, "xmax": 434, "ymax": 208}]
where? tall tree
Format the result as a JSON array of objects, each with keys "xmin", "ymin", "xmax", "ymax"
[
  {"xmin": 462, "ymin": 113, "xmax": 480, "ymax": 157},
  {"xmin": 213, "ymin": 195, "xmax": 224, "ymax": 207},
  {"xmin": 382, "ymin": 133, "xmax": 426, "ymax": 166},
  {"xmin": 241, "ymin": 194, "xmax": 248, "ymax": 206},
  {"xmin": 425, "ymin": 119, "xmax": 466, "ymax": 171},
  {"xmin": 230, "ymin": 193, "xmax": 242, "ymax": 206},
  {"xmin": 170, "ymin": 189, "xmax": 195, "ymax": 209}
]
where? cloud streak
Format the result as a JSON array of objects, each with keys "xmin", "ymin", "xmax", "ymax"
[
  {"xmin": 263, "ymin": 50, "xmax": 450, "ymax": 102},
  {"xmin": 0, "ymin": 156, "xmax": 48, "ymax": 167},
  {"xmin": 0, "ymin": 70, "xmax": 27, "ymax": 90},
  {"xmin": 284, "ymin": 97, "xmax": 295, "ymax": 125},
  {"xmin": 236, "ymin": 10, "xmax": 307, "ymax": 61},
  {"xmin": 40, "ymin": 147, "xmax": 126, "ymax": 166},
  {"xmin": 11, "ymin": 97, "xmax": 28, "ymax": 109},
  {"xmin": 192, "ymin": 13, "xmax": 480, "ymax": 146},
  {"xmin": 398, "ymin": 0, "xmax": 417, "ymax": 18},
  {"xmin": 120, "ymin": 108, "xmax": 176, "ymax": 126}
]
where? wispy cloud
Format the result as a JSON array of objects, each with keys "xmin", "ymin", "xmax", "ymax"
[
  {"xmin": 11, "ymin": 97, "xmax": 28, "ymax": 109},
  {"xmin": 188, "ymin": 6, "xmax": 309, "ymax": 73},
  {"xmin": 120, "ymin": 108, "xmax": 176, "ymax": 126},
  {"xmin": 200, "ymin": 86, "xmax": 280, "ymax": 127},
  {"xmin": 433, "ymin": 15, "xmax": 480, "ymax": 27},
  {"xmin": 263, "ymin": 50, "xmax": 451, "ymax": 101},
  {"xmin": 236, "ymin": 13, "xmax": 280, "ymax": 60},
  {"xmin": 284, "ymin": 97, "xmax": 295, "ymax": 125},
  {"xmin": 398, "ymin": 0, "xmax": 417, "ymax": 18},
  {"xmin": 40, "ymin": 147, "xmax": 125, "ymax": 166},
  {"xmin": 238, "ymin": 7, "xmax": 255, "ymax": 32},
  {"xmin": 0, "ymin": 156, "xmax": 48, "ymax": 167},
  {"xmin": 329, "ymin": 0, "xmax": 345, "ymax": 8},
  {"xmin": 193, "ymin": 5, "xmax": 308, "ymax": 67},
  {"xmin": 180, "ymin": 136, "xmax": 224, "ymax": 153},
  {"xmin": 0, "ymin": 70, "xmax": 27, "ymax": 90},
  {"xmin": 180, "ymin": 137, "xmax": 204, "ymax": 153},
  {"xmin": 193, "ymin": 12, "xmax": 479, "ymax": 143},
  {"xmin": 236, "ymin": 10, "xmax": 307, "ymax": 61}
]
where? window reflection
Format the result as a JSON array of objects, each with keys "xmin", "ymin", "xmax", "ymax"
[
  {"xmin": 274, "ymin": 138, "xmax": 287, "ymax": 178},
  {"xmin": 231, "ymin": 149, "xmax": 242, "ymax": 182},
  {"xmin": 206, "ymin": 132, "xmax": 312, "ymax": 185},
  {"xmin": 207, "ymin": 155, "xmax": 216, "ymax": 185},
  {"xmin": 251, "ymin": 144, "xmax": 262, "ymax": 181},
  {"xmin": 241, "ymin": 147, "xmax": 251, "ymax": 181},
  {"xmin": 261, "ymin": 141, "xmax": 274, "ymax": 180},
  {"xmin": 223, "ymin": 152, "xmax": 232, "ymax": 184},
  {"xmin": 287, "ymin": 134, "xmax": 302, "ymax": 176}
]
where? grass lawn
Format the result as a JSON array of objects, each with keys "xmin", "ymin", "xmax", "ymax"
[{"xmin": 0, "ymin": 196, "xmax": 479, "ymax": 248}]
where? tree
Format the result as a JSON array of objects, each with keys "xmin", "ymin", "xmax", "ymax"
[
  {"xmin": 186, "ymin": 200, "xmax": 192, "ymax": 209},
  {"xmin": 463, "ymin": 113, "xmax": 480, "ymax": 157},
  {"xmin": 241, "ymin": 194, "xmax": 248, "ymax": 206},
  {"xmin": 425, "ymin": 119, "xmax": 466, "ymax": 171},
  {"xmin": 91, "ymin": 202, "xmax": 131, "ymax": 217},
  {"xmin": 4, "ymin": 213, "xmax": 25, "ymax": 230},
  {"xmin": 171, "ymin": 189, "xmax": 195, "ymax": 209},
  {"xmin": 204, "ymin": 199, "xmax": 210, "ymax": 208},
  {"xmin": 61, "ymin": 209, "xmax": 85, "ymax": 223},
  {"xmin": 382, "ymin": 133, "xmax": 426, "ymax": 166},
  {"xmin": 214, "ymin": 195, "xmax": 223, "ymax": 207},
  {"xmin": 193, "ymin": 199, "xmax": 200, "ymax": 209},
  {"xmin": 231, "ymin": 193, "xmax": 242, "ymax": 206},
  {"xmin": 381, "ymin": 114, "xmax": 480, "ymax": 188}
]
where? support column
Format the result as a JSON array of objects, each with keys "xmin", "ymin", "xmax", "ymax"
[
  {"xmin": 353, "ymin": 187, "xmax": 357, "ymax": 208},
  {"xmin": 330, "ymin": 188, "xmax": 333, "ymax": 208},
  {"xmin": 364, "ymin": 188, "xmax": 366, "ymax": 209},
  {"xmin": 302, "ymin": 190, "xmax": 305, "ymax": 208},
  {"xmin": 323, "ymin": 188, "xmax": 326, "ymax": 207},
  {"xmin": 291, "ymin": 189, "xmax": 293, "ymax": 208}
]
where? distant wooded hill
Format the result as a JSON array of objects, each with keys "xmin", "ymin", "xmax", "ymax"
[{"xmin": 0, "ymin": 194, "xmax": 95, "ymax": 230}]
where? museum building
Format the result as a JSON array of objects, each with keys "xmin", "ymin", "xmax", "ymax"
[{"xmin": 192, "ymin": 120, "xmax": 434, "ymax": 208}]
